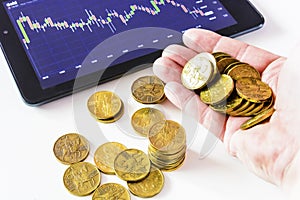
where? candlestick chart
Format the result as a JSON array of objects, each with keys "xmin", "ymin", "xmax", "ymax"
[{"xmin": 4, "ymin": 0, "xmax": 236, "ymax": 88}]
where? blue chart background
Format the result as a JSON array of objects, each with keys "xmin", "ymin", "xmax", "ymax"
[{"xmin": 4, "ymin": 0, "xmax": 236, "ymax": 89}]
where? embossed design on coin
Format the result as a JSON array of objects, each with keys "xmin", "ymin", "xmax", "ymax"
[
  {"xmin": 114, "ymin": 148, "xmax": 151, "ymax": 182},
  {"xmin": 53, "ymin": 133, "xmax": 89, "ymax": 165},
  {"xmin": 87, "ymin": 91, "xmax": 123, "ymax": 120},
  {"xmin": 200, "ymin": 74, "xmax": 234, "ymax": 105},
  {"xmin": 181, "ymin": 54, "xmax": 213, "ymax": 90},
  {"xmin": 148, "ymin": 120, "xmax": 186, "ymax": 153},
  {"xmin": 131, "ymin": 107, "xmax": 166, "ymax": 137},
  {"xmin": 236, "ymin": 77, "xmax": 272, "ymax": 103},
  {"xmin": 92, "ymin": 183, "xmax": 131, "ymax": 200},
  {"xmin": 131, "ymin": 76, "xmax": 165, "ymax": 104},
  {"xmin": 63, "ymin": 162, "xmax": 101, "ymax": 196},
  {"xmin": 227, "ymin": 63, "xmax": 261, "ymax": 80},
  {"xmin": 94, "ymin": 142, "xmax": 127, "ymax": 174},
  {"xmin": 127, "ymin": 166, "xmax": 164, "ymax": 198}
]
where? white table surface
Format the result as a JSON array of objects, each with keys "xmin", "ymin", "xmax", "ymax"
[{"xmin": 0, "ymin": 0, "xmax": 298, "ymax": 199}]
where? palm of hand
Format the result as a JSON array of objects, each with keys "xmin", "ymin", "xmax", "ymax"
[{"xmin": 153, "ymin": 28, "xmax": 300, "ymax": 186}]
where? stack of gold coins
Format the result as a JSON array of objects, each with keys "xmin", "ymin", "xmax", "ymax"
[
  {"xmin": 131, "ymin": 75, "xmax": 166, "ymax": 104},
  {"xmin": 87, "ymin": 90, "xmax": 124, "ymax": 123},
  {"xmin": 181, "ymin": 52, "xmax": 275, "ymax": 130},
  {"xmin": 148, "ymin": 120, "xmax": 187, "ymax": 171}
]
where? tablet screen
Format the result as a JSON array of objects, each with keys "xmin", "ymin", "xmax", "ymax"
[{"xmin": 3, "ymin": 0, "xmax": 237, "ymax": 89}]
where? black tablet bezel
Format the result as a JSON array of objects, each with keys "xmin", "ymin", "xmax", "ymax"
[{"xmin": 0, "ymin": 0, "xmax": 264, "ymax": 106}]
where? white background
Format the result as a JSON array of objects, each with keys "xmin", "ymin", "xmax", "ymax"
[{"xmin": 0, "ymin": 0, "xmax": 298, "ymax": 199}]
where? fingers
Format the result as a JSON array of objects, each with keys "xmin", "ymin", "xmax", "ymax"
[
  {"xmin": 164, "ymin": 82, "xmax": 198, "ymax": 110},
  {"xmin": 183, "ymin": 28, "xmax": 281, "ymax": 73},
  {"xmin": 153, "ymin": 44, "xmax": 198, "ymax": 83},
  {"xmin": 153, "ymin": 57, "xmax": 183, "ymax": 83},
  {"xmin": 164, "ymin": 82, "xmax": 226, "ymax": 138},
  {"xmin": 161, "ymin": 44, "xmax": 198, "ymax": 67}
]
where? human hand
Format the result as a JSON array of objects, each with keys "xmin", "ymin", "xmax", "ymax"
[{"xmin": 153, "ymin": 28, "xmax": 300, "ymax": 195}]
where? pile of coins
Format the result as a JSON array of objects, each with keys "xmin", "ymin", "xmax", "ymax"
[
  {"xmin": 181, "ymin": 52, "xmax": 275, "ymax": 130},
  {"xmin": 53, "ymin": 133, "xmax": 165, "ymax": 199},
  {"xmin": 54, "ymin": 75, "xmax": 189, "ymax": 198}
]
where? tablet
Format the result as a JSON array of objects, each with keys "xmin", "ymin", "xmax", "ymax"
[{"xmin": 0, "ymin": 0, "xmax": 264, "ymax": 106}]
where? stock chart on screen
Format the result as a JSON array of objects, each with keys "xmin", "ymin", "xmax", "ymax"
[{"xmin": 4, "ymin": 0, "xmax": 237, "ymax": 88}]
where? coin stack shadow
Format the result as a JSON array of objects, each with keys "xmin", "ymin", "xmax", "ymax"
[{"xmin": 181, "ymin": 52, "xmax": 275, "ymax": 130}]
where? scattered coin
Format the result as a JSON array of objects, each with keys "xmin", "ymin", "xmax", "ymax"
[
  {"xmin": 127, "ymin": 166, "xmax": 164, "ymax": 198},
  {"xmin": 87, "ymin": 90, "xmax": 124, "ymax": 122},
  {"xmin": 63, "ymin": 162, "xmax": 101, "ymax": 196},
  {"xmin": 94, "ymin": 142, "xmax": 127, "ymax": 175},
  {"xmin": 92, "ymin": 183, "xmax": 131, "ymax": 200},
  {"xmin": 114, "ymin": 148, "xmax": 151, "ymax": 182},
  {"xmin": 131, "ymin": 75, "xmax": 165, "ymax": 104},
  {"xmin": 131, "ymin": 107, "xmax": 166, "ymax": 137},
  {"xmin": 53, "ymin": 133, "xmax": 89, "ymax": 165}
]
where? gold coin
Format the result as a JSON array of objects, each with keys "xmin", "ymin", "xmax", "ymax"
[
  {"xmin": 210, "ymin": 94, "xmax": 243, "ymax": 114},
  {"xmin": 228, "ymin": 100, "xmax": 251, "ymax": 116},
  {"xmin": 87, "ymin": 91, "xmax": 123, "ymax": 120},
  {"xmin": 127, "ymin": 166, "xmax": 164, "ymax": 198},
  {"xmin": 148, "ymin": 146, "xmax": 186, "ymax": 168},
  {"xmin": 227, "ymin": 63, "xmax": 261, "ymax": 80},
  {"xmin": 240, "ymin": 107, "xmax": 275, "ymax": 130},
  {"xmin": 244, "ymin": 102, "xmax": 265, "ymax": 117},
  {"xmin": 212, "ymin": 52, "xmax": 231, "ymax": 62},
  {"xmin": 114, "ymin": 148, "xmax": 151, "ymax": 182},
  {"xmin": 156, "ymin": 94, "xmax": 167, "ymax": 104},
  {"xmin": 254, "ymin": 95, "xmax": 274, "ymax": 115},
  {"xmin": 234, "ymin": 102, "xmax": 257, "ymax": 116},
  {"xmin": 96, "ymin": 103, "xmax": 124, "ymax": 124},
  {"xmin": 131, "ymin": 76, "xmax": 165, "ymax": 104},
  {"xmin": 94, "ymin": 142, "xmax": 127, "ymax": 174},
  {"xmin": 148, "ymin": 120, "xmax": 186, "ymax": 154},
  {"xmin": 150, "ymin": 154, "xmax": 186, "ymax": 172},
  {"xmin": 216, "ymin": 57, "xmax": 240, "ymax": 74},
  {"xmin": 63, "ymin": 162, "xmax": 101, "ymax": 196},
  {"xmin": 181, "ymin": 54, "xmax": 213, "ymax": 90},
  {"xmin": 200, "ymin": 74, "xmax": 234, "ymax": 105},
  {"xmin": 131, "ymin": 107, "xmax": 166, "ymax": 137},
  {"xmin": 197, "ymin": 52, "xmax": 218, "ymax": 83},
  {"xmin": 53, "ymin": 133, "xmax": 89, "ymax": 165},
  {"xmin": 92, "ymin": 183, "xmax": 131, "ymax": 200},
  {"xmin": 236, "ymin": 77, "xmax": 272, "ymax": 103}
]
